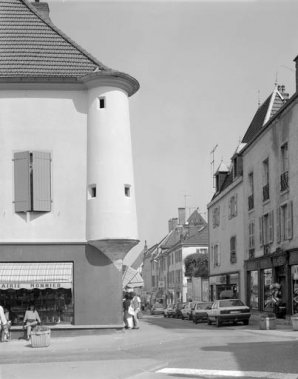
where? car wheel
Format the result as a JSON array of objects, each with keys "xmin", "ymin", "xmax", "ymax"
[
  {"xmin": 243, "ymin": 319, "xmax": 249, "ymax": 325},
  {"xmin": 188, "ymin": 315, "xmax": 191, "ymax": 321},
  {"xmin": 181, "ymin": 315, "xmax": 184, "ymax": 320},
  {"xmin": 216, "ymin": 317, "xmax": 221, "ymax": 327},
  {"xmin": 195, "ymin": 318, "xmax": 198, "ymax": 324},
  {"xmin": 207, "ymin": 317, "xmax": 212, "ymax": 325},
  {"xmin": 163, "ymin": 313, "xmax": 166, "ymax": 318}
]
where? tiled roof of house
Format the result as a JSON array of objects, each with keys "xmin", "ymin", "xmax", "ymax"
[
  {"xmin": 184, "ymin": 226, "xmax": 208, "ymax": 246},
  {"xmin": 242, "ymin": 86, "xmax": 287, "ymax": 144},
  {"xmin": 0, "ymin": 0, "xmax": 136, "ymax": 83}
]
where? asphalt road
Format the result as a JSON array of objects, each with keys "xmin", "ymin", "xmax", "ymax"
[{"xmin": 0, "ymin": 314, "xmax": 298, "ymax": 379}]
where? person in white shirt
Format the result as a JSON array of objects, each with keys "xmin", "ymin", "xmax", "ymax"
[
  {"xmin": 23, "ymin": 303, "xmax": 41, "ymax": 341},
  {"xmin": 0, "ymin": 304, "xmax": 9, "ymax": 342}
]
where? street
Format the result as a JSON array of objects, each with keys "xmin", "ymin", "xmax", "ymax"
[{"xmin": 0, "ymin": 314, "xmax": 298, "ymax": 379}]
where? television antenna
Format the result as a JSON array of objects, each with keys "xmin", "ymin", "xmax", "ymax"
[{"xmin": 210, "ymin": 144, "xmax": 218, "ymax": 188}]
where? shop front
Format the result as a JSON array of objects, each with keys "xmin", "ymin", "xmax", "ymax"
[
  {"xmin": 209, "ymin": 272, "xmax": 240, "ymax": 301},
  {"xmin": 0, "ymin": 244, "xmax": 124, "ymax": 327},
  {"xmin": 245, "ymin": 250, "xmax": 298, "ymax": 318},
  {"xmin": 0, "ymin": 262, "xmax": 73, "ymax": 325}
]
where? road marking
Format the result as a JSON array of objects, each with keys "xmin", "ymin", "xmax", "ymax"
[{"xmin": 157, "ymin": 368, "xmax": 298, "ymax": 379}]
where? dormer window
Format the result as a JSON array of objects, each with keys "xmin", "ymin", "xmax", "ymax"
[{"xmin": 233, "ymin": 155, "xmax": 243, "ymax": 179}]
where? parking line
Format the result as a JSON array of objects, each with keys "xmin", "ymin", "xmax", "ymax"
[{"xmin": 157, "ymin": 368, "xmax": 298, "ymax": 379}]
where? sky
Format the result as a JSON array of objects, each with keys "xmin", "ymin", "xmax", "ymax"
[{"xmin": 47, "ymin": 0, "xmax": 298, "ymax": 264}]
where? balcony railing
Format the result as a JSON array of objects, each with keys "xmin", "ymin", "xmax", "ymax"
[
  {"xmin": 263, "ymin": 184, "xmax": 269, "ymax": 202},
  {"xmin": 249, "ymin": 249, "xmax": 255, "ymax": 259},
  {"xmin": 248, "ymin": 195, "xmax": 254, "ymax": 211},
  {"xmin": 280, "ymin": 171, "xmax": 289, "ymax": 192}
]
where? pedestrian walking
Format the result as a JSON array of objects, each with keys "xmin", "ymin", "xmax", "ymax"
[
  {"xmin": 123, "ymin": 293, "xmax": 133, "ymax": 329},
  {"xmin": 131, "ymin": 292, "xmax": 141, "ymax": 329}
]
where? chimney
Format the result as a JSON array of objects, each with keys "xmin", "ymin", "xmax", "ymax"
[
  {"xmin": 168, "ymin": 218, "xmax": 178, "ymax": 232},
  {"xmin": 31, "ymin": 1, "xmax": 51, "ymax": 23},
  {"xmin": 294, "ymin": 56, "xmax": 298, "ymax": 93},
  {"xmin": 277, "ymin": 84, "xmax": 289, "ymax": 101},
  {"xmin": 178, "ymin": 208, "xmax": 186, "ymax": 225}
]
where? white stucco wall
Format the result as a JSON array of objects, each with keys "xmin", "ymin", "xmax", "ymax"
[{"xmin": 0, "ymin": 90, "xmax": 87, "ymax": 242}]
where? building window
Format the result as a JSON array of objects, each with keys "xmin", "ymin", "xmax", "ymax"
[
  {"xmin": 230, "ymin": 236, "xmax": 236, "ymax": 263},
  {"xmin": 228, "ymin": 194, "xmax": 238, "ymax": 219},
  {"xmin": 263, "ymin": 159, "xmax": 269, "ymax": 202},
  {"xmin": 263, "ymin": 269, "xmax": 273, "ymax": 311},
  {"xmin": 250, "ymin": 270, "xmax": 259, "ymax": 309},
  {"xmin": 277, "ymin": 201, "xmax": 293, "ymax": 242},
  {"xmin": 248, "ymin": 172, "xmax": 254, "ymax": 211},
  {"xmin": 259, "ymin": 211, "xmax": 274, "ymax": 254},
  {"xmin": 213, "ymin": 244, "xmax": 220, "ymax": 267},
  {"xmin": 212, "ymin": 206, "xmax": 220, "ymax": 228},
  {"xmin": 280, "ymin": 142, "xmax": 289, "ymax": 191},
  {"xmin": 124, "ymin": 185, "xmax": 131, "ymax": 197},
  {"xmin": 249, "ymin": 221, "xmax": 255, "ymax": 258},
  {"xmin": 98, "ymin": 97, "xmax": 105, "ymax": 109},
  {"xmin": 88, "ymin": 185, "xmax": 97, "ymax": 199},
  {"xmin": 14, "ymin": 151, "xmax": 51, "ymax": 213}
]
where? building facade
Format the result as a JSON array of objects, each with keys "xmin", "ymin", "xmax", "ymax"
[
  {"xmin": 243, "ymin": 80, "xmax": 298, "ymax": 318},
  {"xmin": 208, "ymin": 158, "xmax": 245, "ymax": 302},
  {"xmin": 0, "ymin": 0, "xmax": 139, "ymax": 327}
]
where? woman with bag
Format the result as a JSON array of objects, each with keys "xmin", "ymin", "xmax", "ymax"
[
  {"xmin": 0, "ymin": 303, "xmax": 9, "ymax": 342},
  {"xmin": 23, "ymin": 303, "xmax": 41, "ymax": 341},
  {"xmin": 123, "ymin": 293, "xmax": 133, "ymax": 329}
]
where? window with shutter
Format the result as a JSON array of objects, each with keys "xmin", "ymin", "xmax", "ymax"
[
  {"xmin": 287, "ymin": 200, "xmax": 293, "ymax": 240},
  {"xmin": 259, "ymin": 217, "xmax": 263, "ymax": 247},
  {"xmin": 14, "ymin": 151, "xmax": 51, "ymax": 213},
  {"xmin": 276, "ymin": 207, "xmax": 281, "ymax": 243},
  {"xmin": 269, "ymin": 210, "xmax": 274, "ymax": 243}
]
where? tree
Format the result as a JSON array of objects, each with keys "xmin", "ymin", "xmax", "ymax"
[{"xmin": 184, "ymin": 253, "xmax": 208, "ymax": 278}]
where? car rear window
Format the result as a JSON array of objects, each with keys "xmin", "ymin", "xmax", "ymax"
[
  {"xmin": 197, "ymin": 303, "xmax": 213, "ymax": 309},
  {"xmin": 220, "ymin": 299, "xmax": 244, "ymax": 307}
]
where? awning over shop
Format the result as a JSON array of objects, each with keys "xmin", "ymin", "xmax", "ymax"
[
  {"xmin": 122, "ymin": 265, "xmax": 143, "ymax": 289},
  {"xmin": 0, "ymin": 263, "xmax": 73, "ymax": 290}
]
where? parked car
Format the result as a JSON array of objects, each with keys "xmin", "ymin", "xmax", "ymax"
[
  {"xmin": 180, "ymin": 302, "xmax": 192, "ymax": 320},
  {"xmin": 166, "ymin": 303, "xmax": 177, "ymax": 318},
  {"xmin": 189, "ymin": 301, "xmax": 201, "ymax": 320},
  {"xmin": 207, "ymin": 299, "xmax": 251, "ymax": 327},
  {"xmin": 151, "ymin": 302, "xmax": 165, "ymax": 315},
  {"xmin": 173, "ymin": 302, "xmax": 187, "ymax": 319},
  {"xmin": 163, "ymin": 303, "xmax": 175, "ymax": 317},
  {"xmin": 192, "ymin": 302, "xmax": 213, "ymax": 324}
]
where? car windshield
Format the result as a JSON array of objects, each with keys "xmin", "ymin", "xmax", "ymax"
[
  {"xmin": 154, "ymin": 303, "xmax": 163, "ymax": 308},
  {"xmin": 220, "ymin": 299, "xmax": 244, "ymax": 307}
]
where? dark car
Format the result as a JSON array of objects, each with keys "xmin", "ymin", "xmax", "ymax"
[
  {"xmin": 173, "ymin": 302, "xmax": 187, "ymax": 319},
  {"xmin": 192, "ymin": 302, "xmax": 213, "ymax": 324}
]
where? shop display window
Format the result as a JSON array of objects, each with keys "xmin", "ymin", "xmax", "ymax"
[
  {"xmin": 0, "ymin": 288, "xmax": 74, "ymax": 325},
  {"xmin": 263, "ymin": 268, "xmax": 273, "ymax": 311},
  {"xmin": 292, "ymin": 265, "xmax": 298, "ymax": 314},
  {"xmin": 250, "ymin": 270, "xmax": 258, "ymax": 309}
]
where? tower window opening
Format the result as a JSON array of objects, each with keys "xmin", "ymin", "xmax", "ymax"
[
  {"xmin": 124, "ymin": 185, "xmax": 131, "ymax": 197},
  {"xmin": 89, "ymin": 185, "xmax": 97, "ymax": 199},
  {"xmin": 98, "ymin": 97, "xmax": 105, "ymax": 109}
]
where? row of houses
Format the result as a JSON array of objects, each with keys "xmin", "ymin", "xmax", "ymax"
[
  {"xmin": 141, "ymin": 208, "xmax": 209, "ymax": 306},
  {"xmin": 141, "ymin": 58, "xmax": 298, "ymax": 319}
]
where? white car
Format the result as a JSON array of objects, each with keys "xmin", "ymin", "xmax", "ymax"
[
  {"xmin": 207, "ymin": 299, "xmax": 251, "ymax": 327},
  {"xmin": 180, "ymin": 302, "xmax": 192, "ymax": 320},
  {"xmin": 163, "ymin": 303, "xmax": 175, "ymax": 317}
]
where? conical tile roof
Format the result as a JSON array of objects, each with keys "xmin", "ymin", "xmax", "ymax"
[{"xmin": 0, "ymin": 0, "xmax": 139, "ymax": 93}]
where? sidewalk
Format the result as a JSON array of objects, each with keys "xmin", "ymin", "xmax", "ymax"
[{"xmin": 1, "ymin": 316, "xmax": 297, "ymax": 354}]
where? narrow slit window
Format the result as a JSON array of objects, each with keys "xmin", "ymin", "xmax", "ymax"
[
  {"xmin": 124, "ymin": 185, "xmax": 131, "ymax": 197},
  {"xmin": 98, "ymin": 97, "xmax": 105, "ymax": 109},
  {"xmin": 89, "ymin": 185, "xmax": 97, "ymax": 199}
]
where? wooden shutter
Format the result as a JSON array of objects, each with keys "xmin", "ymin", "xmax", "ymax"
[
  {"xmin": 217, "ymin": 245, "xmax": 221, "ymax": 266},
  {"xmin": 259, "ymin": 217, "xmax": 263, "ymax": 247},
  {"xmin": 32, "ymin": 151, "xmax": 51, "ymax": 211},
  {"xmin": 269, "ymin": 210, "xmax": 274, "ymax": 243},
  {"xmin": 228, "ymin": 198, "xmax": 232, "ymax": 219},
  {"xmin": 287, "ymin": 200, "xmax": 293, "ymax": 240},
  {"xmin": 14, "ymin": 151, "xmax": 30, "ymax": 212},
  {"xmin": 234, "ymin": 194, "xmax": 238, "ymax": 216},
  {"xmin": 276, "ymin": 207, "xmax": 281, "ymax": 243}
]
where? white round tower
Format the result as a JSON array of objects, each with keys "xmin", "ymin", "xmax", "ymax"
[{"xmin": 82, "ymin": 72, "xmax": 139, "ymax": 257}]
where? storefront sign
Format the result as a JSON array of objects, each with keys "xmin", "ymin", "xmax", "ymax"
[
  {"xmin": 272, "ymin": 255, "xmax": 287, "ymax": 267},
  {"xmin": 0, "ymin": 282, "xmax": 72, "ymax": 290}
]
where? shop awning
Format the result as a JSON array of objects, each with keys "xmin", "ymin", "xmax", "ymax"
[
  {"xmin": 0, "ymin": 263, "xmax": 73, "ymax": 290},
  {"xmin": 122, "ymin": 265, "xmax": 143, "ymax": 289}
]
